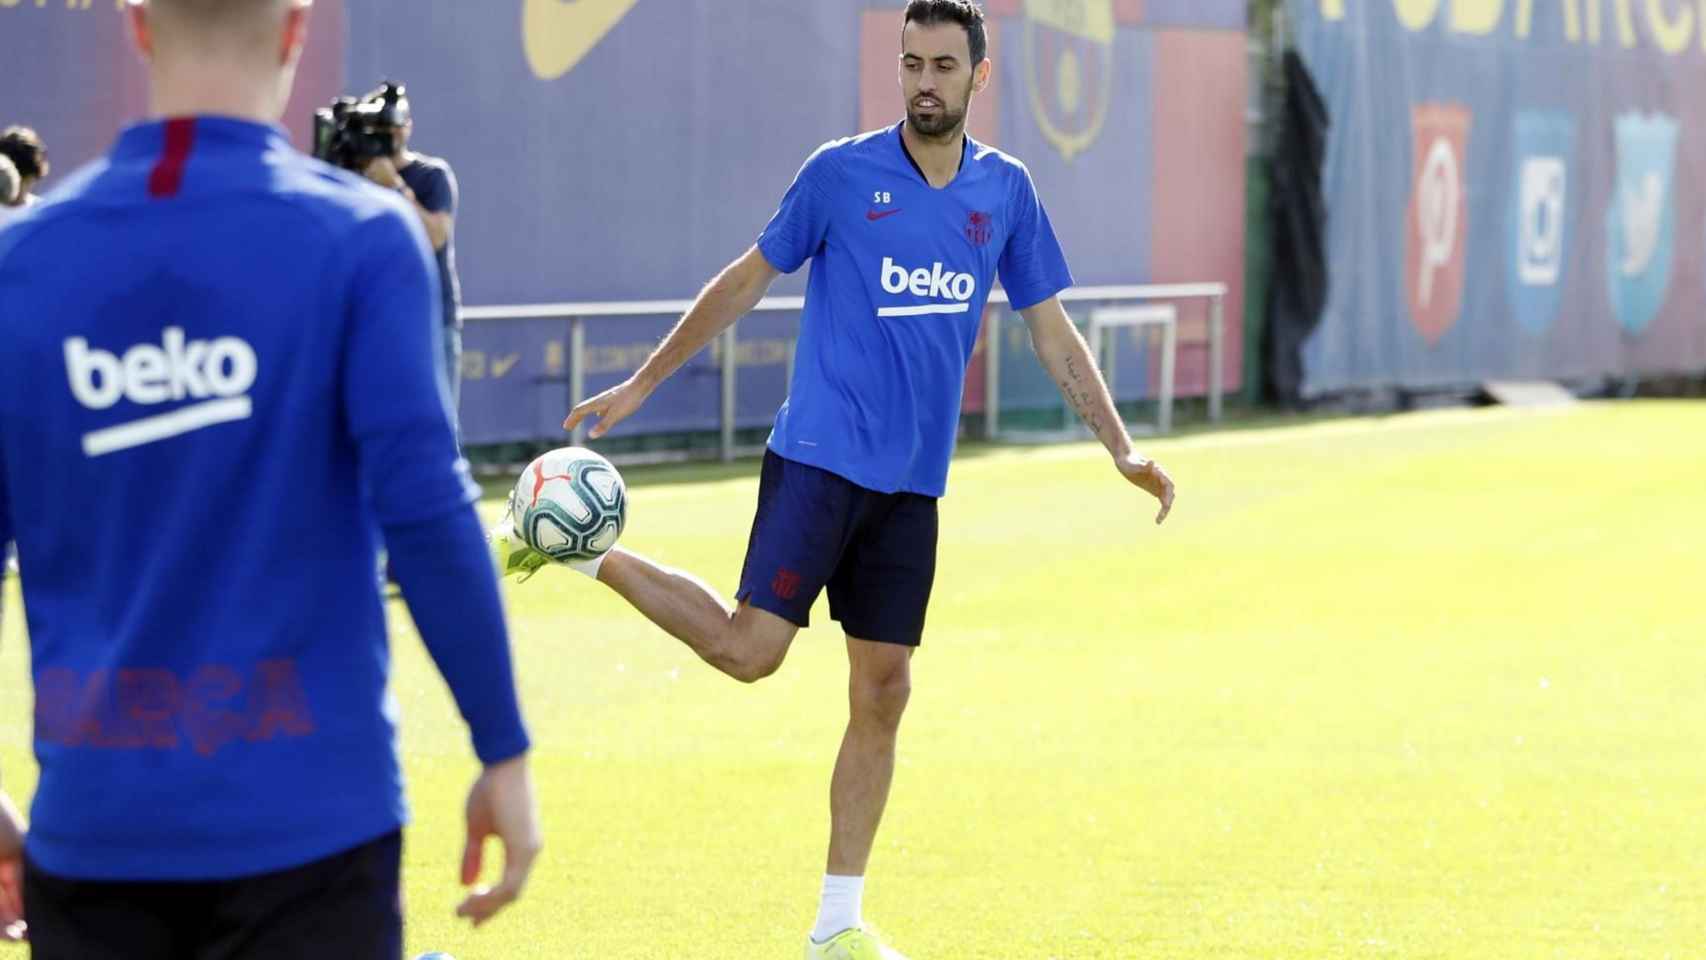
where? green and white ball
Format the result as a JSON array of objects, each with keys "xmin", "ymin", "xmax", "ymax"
[{"xmin": 508, "ymin": 447, "xmax": 626, "ymax": 564}]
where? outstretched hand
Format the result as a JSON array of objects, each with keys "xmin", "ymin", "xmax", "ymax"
[
  {"xmin": 1117, "ymin": 453, "xmax": 1175, "ymax": 525},
  {"xmin": 563, "ymin": 377, "xmax": 651, "ymax": 440}
]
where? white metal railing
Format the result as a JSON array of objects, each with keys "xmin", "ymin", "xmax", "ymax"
[
  {"xmin": 1089, "ymin": 304, "xmax": 1178, "ymax": 436},
  {"xmin": 462, "ymin": 282, "xmax": 1228, "ymax": 461}
]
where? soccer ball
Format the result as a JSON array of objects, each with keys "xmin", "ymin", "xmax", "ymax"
[{"xmin": 508, "ymin": 446, "xmax": 627, "ymax": 564}]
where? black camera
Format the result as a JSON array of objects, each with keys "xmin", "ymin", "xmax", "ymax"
[{"xmin": 312, "ymin": 81, "xmax": 410, "ymax": 171}]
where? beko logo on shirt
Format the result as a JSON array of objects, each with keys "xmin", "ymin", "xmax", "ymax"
[
  {"xmin": 878, "ymin": 256, "xmax": 975, "ymax": 317},
  {"xmin": 64, "ymin": 327, "xmax": 258, "ymax": 457}
]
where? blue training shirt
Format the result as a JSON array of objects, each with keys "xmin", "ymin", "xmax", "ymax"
[
  {"xmin": 0, "ymin": 117, "xmax": 528, "ymax": 881},
  {"xmin": 757, "ymin": 123, "xmax": 1073, "ymax": 497}
]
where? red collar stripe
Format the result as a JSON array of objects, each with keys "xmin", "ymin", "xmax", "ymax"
[{"xmin": 147, "ymin": 118, "xmax": 197, "ymax": 199}]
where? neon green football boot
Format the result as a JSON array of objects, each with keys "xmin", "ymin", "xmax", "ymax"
[
  {"xmin": 804, "ymin": 928, "xmax": 909, "ymax": 960},
  {"xmin": 487, "ymin": 519, "xmax": 551, "ymax": 583}
]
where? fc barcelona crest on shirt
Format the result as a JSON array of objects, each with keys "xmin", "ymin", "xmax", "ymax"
[
  {"xmin": 966, "ymin": 211, "xmax": 994, "ymax": 247},
  {"xmin": 1023, "ymin": 0, "xmax": 1116, "ymax": 161}
]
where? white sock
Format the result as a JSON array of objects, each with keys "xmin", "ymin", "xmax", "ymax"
[
  {"xmin": 810, "ymin": 874, "xmax": 864, "ymax": 943},
  {"xmin": 567, "ymin": 551, "xmax": 607, "ymax": 580}
]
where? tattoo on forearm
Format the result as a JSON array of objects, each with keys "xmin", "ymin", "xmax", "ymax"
[{"xmin": 1059, "ymin": 353, "xmax": 1107, "ymax": 439}]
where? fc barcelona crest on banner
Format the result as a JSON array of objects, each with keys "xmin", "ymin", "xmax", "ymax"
[
  {"xmin": 1022, "ymin": 0, "xmax": 1116, "ymax": 161},
  {"xmin": 1403, "ymin": 103, "xmax": 1473, "ymax": 347}
]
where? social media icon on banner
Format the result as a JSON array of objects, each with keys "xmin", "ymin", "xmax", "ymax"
[
  {"xmin": 1519, "ymin": 158, "xmax": 1566, "ymax": 285},
  {"xmin": 1606, "ymin": 112, "xmax": 1678, "ymax": 336},
  {"xmin": 1416, "ymin": 141, "xmax": 1459, "ymax": 309},
  {"xmin": 1507, "ymin": 111, "xmax": 1575, "ymax": 334},
  {"xmin": 1618, "ymin": 173, "xmax": 1665, "ymax": 277},
  {"xmin": 1404, "ymin": 104, "xmax": 1473, "ymax": 346}
]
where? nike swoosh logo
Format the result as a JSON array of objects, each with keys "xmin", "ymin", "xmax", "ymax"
[
  {"xmin": 523, "ymin": 0, "xmax": 642, "ymax": 81},
  {"xmin": 866, "ymin": 208, "xmax": 904, "ymax": 222}
]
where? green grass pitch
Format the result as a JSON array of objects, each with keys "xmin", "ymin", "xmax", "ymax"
[{"xmin": 3, "ymin": 401, "xmax": 1704, "ymax": 958}]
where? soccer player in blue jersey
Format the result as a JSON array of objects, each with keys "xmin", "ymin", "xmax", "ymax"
[
  {"xmin": 0, "ymin": 1, "xmax": 541, "ymax": 955},
  {"xmin": 563, "ymin": 3, "xmax": 1174, "ymax": 955}
]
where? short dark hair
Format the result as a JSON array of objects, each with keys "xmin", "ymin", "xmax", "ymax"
[
  {"xmin": 903, "ymin": 0, "xmax": 988, "ymax": 65},
  {"xmin": 0, "ymin": 126, "xmax": 47, "ymax": 182}
]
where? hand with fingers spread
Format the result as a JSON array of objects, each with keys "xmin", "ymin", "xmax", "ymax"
[
  {"xmin": 563, "ymin": 376, "xmax": 653, "ymax": 440},
  {"xmin": 0, "ymin": 789, "xmax": 26, "ymax": 944},
  {"xmin": 456, "ymin": 755, "xmax": 542, "ymax": 928},
  {"xmin": 1117, "ymin": 452, "xmax": 1175, "ymax": 525}
]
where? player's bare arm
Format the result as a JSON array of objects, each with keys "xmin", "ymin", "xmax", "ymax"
[
  {"xmin": 1022, "ymin": 296, "xmax": 1176, "ymax": 524},
  {"xmin": 564, "ymin": 244, "xmax": 781, "ymax": 438}
]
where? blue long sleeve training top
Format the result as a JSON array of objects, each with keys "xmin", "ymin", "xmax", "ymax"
[{"xmin": 0, "ymin": 117, "xmax": 528, "ymax": 881}]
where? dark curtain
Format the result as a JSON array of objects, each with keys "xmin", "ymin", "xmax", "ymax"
[{"xmin": 1263, "ymin": 49, "xmax": 1330, "ymax": 407}]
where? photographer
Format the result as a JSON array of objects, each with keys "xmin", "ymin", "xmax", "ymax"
[
  {"xmin": 313, "ymin": 85, "xmax": 464, "ymax": 430},
  {"xmin": 358, "ymin": 90, "xmax": 465, "ymax": 423}
]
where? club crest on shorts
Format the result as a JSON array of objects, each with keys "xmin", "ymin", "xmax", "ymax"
[
  {"xmin": 1403, "ymin": 103, "xmax": 1473, "ymax": 347},
  {"xmin": 1606, "ymin": 111, "xmax": 1678, "ymax": 336},
  {"xmin": 965, "ymin": 210, "xmax": 994, "ymax": 247},
  {"xmin": 772, "ymin": 568, "xmax": 802, "ymax": 601}
]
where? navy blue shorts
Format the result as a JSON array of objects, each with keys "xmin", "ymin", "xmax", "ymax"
[
  {"xmin": 737, "ymin": 451, "xmax": 938, "ymax": 647},
  {"xmin": 22, "ymin": 831, "xmax": 403, "ymax": 960}
]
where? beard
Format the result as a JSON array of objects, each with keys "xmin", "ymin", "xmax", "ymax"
[{"xmin": 906, "ymin": 89, "xmax": 970, "ymax": 139}]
